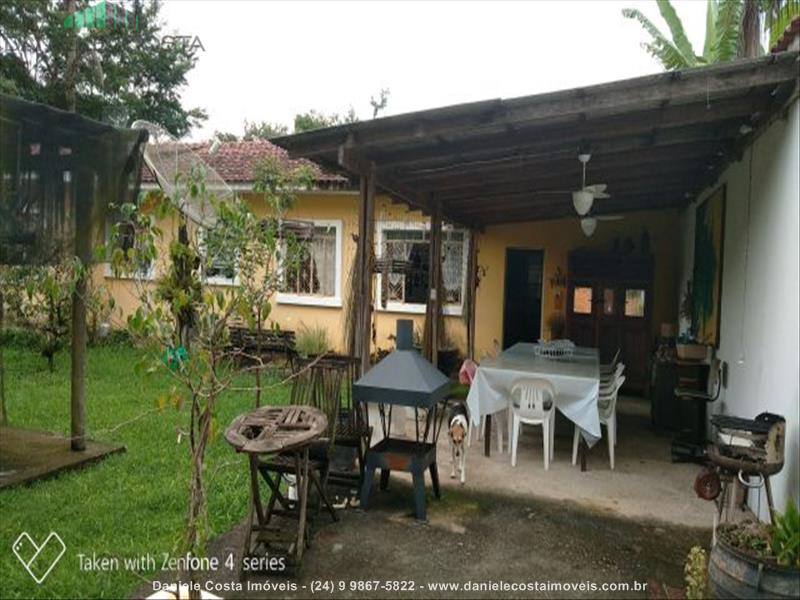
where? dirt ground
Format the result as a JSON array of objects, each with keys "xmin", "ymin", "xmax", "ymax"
[{"xmin": 135, "ymin": 480, "xmax": 709, "ymax": 599}]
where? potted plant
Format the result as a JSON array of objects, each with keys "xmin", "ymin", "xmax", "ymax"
[{"xmin": 709, "ymin": 502, "xmax": 800, "ymax": 598}]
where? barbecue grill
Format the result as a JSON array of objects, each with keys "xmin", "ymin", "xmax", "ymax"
[
  {"xmin": 701, "ymin": 412, "xmax": 786, "ymax": 536},
  {"xmin": 354, "ymin": 319, "xmax": 450, "ymax": 520}
]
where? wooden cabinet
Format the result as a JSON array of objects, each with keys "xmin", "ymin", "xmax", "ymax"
[{"xmin": 566, "ymin": 250, "xmax": 653, "ymax": 393}]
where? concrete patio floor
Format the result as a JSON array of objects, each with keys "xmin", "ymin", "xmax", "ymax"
[
  {"xmin": 135, "ymin": 395, "xmax": 713, "ymax": 599},
  {"xmin": 136, "ymin": 480, "xmax": 707, "ymax": 599},
  {"xmin": 445, "ymin": 395, "xmax": 713, "ymax": 528}
]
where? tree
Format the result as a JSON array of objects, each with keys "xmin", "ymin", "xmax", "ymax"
[
  {"xmin": 622, "ymin": 0, "xmax": 798, "ymax": 70},
  {"xmin": 111, "ymin": 160, "xmax": 308, "ymax": 590},
  {"xmin": 213, "ymin": 130, "xmax": 239, "ymax": 142},
  {"xmin": 4, "ymin": 261, "xmax": 76, "ymax": 371},
  {"xmin": 294, "ymin": 107, "xmax": 358, "ymax": 132},
  {"xmin": 243, "ymin": 119, "xmax": 289, "ymax": 140},
  {"xmin": 0, "ymin": 0, "xmax": 206, "ymax": 136},
  {"xmin": 370, "ymin": 87, "xmax": 390, "ymax": 119}
]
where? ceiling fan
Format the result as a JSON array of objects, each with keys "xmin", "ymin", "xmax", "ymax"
[
  {"xmin": 571, "ymin": 153, "xmax": 610, "ymax": 216},
  {"xmin": 534, "ymin": 152, "xmax": 610, "ymax": 215},
  {"xmin": 579, "ymin": 213, "xmax": 624, "ymax": 237}
]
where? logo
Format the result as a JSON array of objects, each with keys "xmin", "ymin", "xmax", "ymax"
[
  {"xmin": 12, "ymin": 532, "xmax": 66, "ymax": 584},
  {"xmin": 161, "ymin": 35, "xmax": 206, "ymax": 54},
  {"xmin": 63, "ymin": 1, "xmax": 138, "ymax": 30},
  {"xmin": 62, "ymin": 1, "xmax": 205, "ymax": 54}
]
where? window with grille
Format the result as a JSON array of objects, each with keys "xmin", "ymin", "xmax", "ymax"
[
  {"xmin": 284, "ymin": 224, "xmax": 338, "ymax": 297},
  {"xmin": 199, "ymin": 228, "xmax": 238, "ymax": 285},
  {"xmin": 379, "ymin": 225, "xmax": 466, "ymax": 311},
  {"xmin": 105, "ymin": 211, "xmax": 153, "ymax": 279}
]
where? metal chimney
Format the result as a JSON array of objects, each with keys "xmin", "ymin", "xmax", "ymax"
[{"xmin": 352, "ymin": 319, "xmax": 450, "ymax": 408}]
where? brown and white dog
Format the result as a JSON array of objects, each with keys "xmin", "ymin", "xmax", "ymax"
[{"xmin": 448, "ymin": 403, "xmax": 470, "ymax": 484}]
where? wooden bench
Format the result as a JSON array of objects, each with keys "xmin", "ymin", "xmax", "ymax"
[{"xmin": 228, "ymin": 326, "xmax": 296, "ymax": 366}]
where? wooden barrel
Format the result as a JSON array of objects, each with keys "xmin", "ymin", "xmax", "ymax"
[{"xmin": 709, "ymin": 538, "xmax": 799, "ymax": 599}]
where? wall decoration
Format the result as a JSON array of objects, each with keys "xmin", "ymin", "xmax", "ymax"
[{"xmin": 692, "ymin": 185, "xmax": 726, "ymax": 347}]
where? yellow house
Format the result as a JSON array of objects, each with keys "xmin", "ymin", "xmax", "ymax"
[{"xmin": 100, "ymin": 139, "xmax": 680, "ymax": 386}]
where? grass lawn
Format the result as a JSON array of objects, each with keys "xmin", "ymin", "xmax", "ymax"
[{"xmin": 0, "ymin": 342, "xmax": 289, "ymax": 599}]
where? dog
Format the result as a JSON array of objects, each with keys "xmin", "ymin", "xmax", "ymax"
[{"xmin": 448, "ymin": 402, "xmax": 470, "ymax": 484}]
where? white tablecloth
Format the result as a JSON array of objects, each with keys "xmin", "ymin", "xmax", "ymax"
[{"xmin": 466, "ymin": 343, "xmax": 601, "ymax": 445}]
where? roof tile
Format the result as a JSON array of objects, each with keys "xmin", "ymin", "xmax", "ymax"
[{"xmin": 141, "ymin": 139, "xmax": 347, "ymax": 185}]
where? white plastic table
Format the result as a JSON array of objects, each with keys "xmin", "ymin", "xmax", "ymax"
[{"xmin": 466, "ymin": 343, "xmax": 601, "ymax": 455}]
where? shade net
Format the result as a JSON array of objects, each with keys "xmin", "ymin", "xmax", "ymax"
[{"xmin": 0, "ymin": 93, "xmax": 148, "ymax": 266}]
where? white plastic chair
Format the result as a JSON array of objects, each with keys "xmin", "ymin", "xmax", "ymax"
[
  {"xmin": 572, "ymin": 371, "xmax": 625, "ymax": 470},
  {"xmin": 509, "ymin": 378, "xmax": 556, "ymax": 470},
  {"xmin": 600, "ymin": 362, "xmax": 625, "ymax": 390},
  {"xmin": 600, "ymin": 348, "xmax": 621, "ymax": 376}
]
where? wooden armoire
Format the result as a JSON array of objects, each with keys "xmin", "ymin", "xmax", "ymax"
[{"xmin": 566, "ymin": 250, "xmax": 654, "ymax": 393}]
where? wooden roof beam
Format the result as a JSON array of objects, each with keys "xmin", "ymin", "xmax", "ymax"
[
  {"xmin": 449, "ymin": 192, "xmax": 687, "ymax": 225},
  {"xmin": 275, "ymin": 52, "xmax": 797, "ymax": 157},
  {"xmin": 372, "ymin": 96, "xmax": 765, "ymax": 172},
  {"xmin": 404, "ymin": 141, "xmax": 721, "ymax": 190}
]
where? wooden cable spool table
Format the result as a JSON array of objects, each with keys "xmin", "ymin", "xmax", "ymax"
[{"xmin": 225, "ymin": 405, "xmax": 337, "ymax": 576}]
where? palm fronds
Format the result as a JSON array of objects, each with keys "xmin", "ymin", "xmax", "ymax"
[
  {"xmin": 714, "ymin": 0, "xmax": 746, "ymax": 61},
  {"xmin": 622, "ymin": 7, "xmax": 696, "ymax": 69},
  {"xmin": 656, "ymin": 0, "xmax": 702, "ymax": 64},
  {"xmin": 704, "ymin": 0, "xmax": 720, "ymax": 58}
]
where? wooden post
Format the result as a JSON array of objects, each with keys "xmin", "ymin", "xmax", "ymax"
[
  {"xmin": 465, "ymin": 228, "xmax": 478, "ymax": 360},
  {"xmin": 70, "ymin": 171, "xmax": 90, "ymax": 452},
  {"xmin": 0, "ymin": 288, "xmax": 6, "ymax": 425},
  {"xmin": 425, "ymin": 201, "xmax": 442, "ymax": 366},
  {"xmin": 357, "ymin": 171, "xmax": 376, "ymax": 376}
]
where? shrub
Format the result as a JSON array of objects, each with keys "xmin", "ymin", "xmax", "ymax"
[{"xmin": 295, "ymin": 322, "xmax": 330, "ymax": 358}]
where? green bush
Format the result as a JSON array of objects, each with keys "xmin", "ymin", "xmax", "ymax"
[
  {"xmin": 771, "ymin": 501, "xmax": 800, "ymax": 568},
  {"xmin": 295, "ymin": 322, "xmax": 330, "ymax": 358}
]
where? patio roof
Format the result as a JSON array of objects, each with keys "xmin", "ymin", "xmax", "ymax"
[{"xmin": 273, "ymin": 52, "xmax": 799, "ymax": 226}]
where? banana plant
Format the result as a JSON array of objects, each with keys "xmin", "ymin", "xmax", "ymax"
[{"xmin": 623, "ymin": 0, "xmax": 799, "ymax": 70}]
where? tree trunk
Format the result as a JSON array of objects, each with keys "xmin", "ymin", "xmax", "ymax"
[
  {"xmin": 70, "ymin": 272, "xmax": 87, "ymax": 451},
  {"xmin": 183, "ymin": 394, "xmax": 211, "ymax": 600},
  {"xmin": 176, "ymin": 222, "xmax": 194, "ymax": 350},
  {"xmin": 255, "ymin": 305, "xmax": 262, "ymax": 407},
  {"xmin": 740, "ymin": 0, "xmax": 762, "ymax": 58},
  {"xmin": 0, "ymin": 289, "xmax": 7, "ymax": 425},
  {"xmin": 65, "ymin": 0, "xmax": 78, "ymax": 112}
]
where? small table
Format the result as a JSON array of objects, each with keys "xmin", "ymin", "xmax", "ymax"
[
  {"xmin": 466, "ymin": 343, "xmax": 601, "ymax": 468},
  {"xmin": 225, "ymin": 405, "xmax": 336, "ymax": 574}
]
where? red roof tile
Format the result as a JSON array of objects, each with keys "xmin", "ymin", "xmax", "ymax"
[
  {"xmin": 140, "ymin": 140, "xmax": 348, "ymax": 186},
  {"xmin": 771, "ymin": 15, "xmax": 800, "ymax": 53}
]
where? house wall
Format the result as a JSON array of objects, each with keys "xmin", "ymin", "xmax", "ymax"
[
  {"xmin": 99, "ymin": 192, "xmax": 683, "ymax": 364},
  {"xmin": 95, "ymin": 192, "xmax": 466, "ymax": 355},
  {"xmin": 472, "ymin": 211, "xmax": 683, "ymax": 359},
  {"xmin": 678, "ymin": 99, "xmax": 800, "ymax": 517}
]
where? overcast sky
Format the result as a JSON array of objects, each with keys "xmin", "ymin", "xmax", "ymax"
[{"xmin": 158, "ymin": 0, "xmax": 709, "ymax": 141}]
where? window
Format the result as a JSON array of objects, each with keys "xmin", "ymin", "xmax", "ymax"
[
  {"xmin": 377, "ymin": 224, "xmax": 467, "ymax": 315},
  {"xmin": 199, "ymin": 228, "xmax": 238, "ymax": 286},
  {"xmin": 573, "ymin": 286, "xmax": 593, "ymax": 314},
  {"xmin": 104, "ymin": 212, "xmax": 154, "ymax": 280},
  {"xmin": 277, "ymin": 220, "xmax": 342, "ymax": 307},
  {"xmin": 624, "ymin": 289, "xmax": 646, "ymax": 317}
]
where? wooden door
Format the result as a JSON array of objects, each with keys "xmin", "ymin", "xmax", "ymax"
[
  {"xmin": 566, "ymin": 251, "xmax": 653, "ymax": 393},
  {"xmin": 502, "ymin": 249, "xmax": 544, "ymax": 349}
]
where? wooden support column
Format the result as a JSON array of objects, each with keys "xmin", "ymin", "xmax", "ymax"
[
  {"xmin": 357, "ymin": 171, "xmax": 376, "ymax": 376},
  {"xmin": 425, "ymin": 200, "xmax": 443, "ymax": 366},
  {"xmin": 70, "ymin": 169, "xmax": 90, "ymax": 452},
  {"xmin": 0, "ymin": 288, "xmax": 6, "ymax": 425},
  {"xmin": 465, "ymin": 228, "xmax": 479, "ymax": 360}
]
